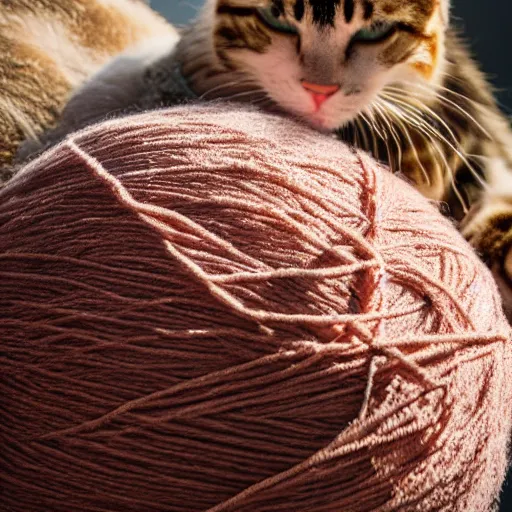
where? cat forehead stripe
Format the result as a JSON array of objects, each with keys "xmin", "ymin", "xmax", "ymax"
[
  {"xmin": 273, "ymin": 0, "xmax": 285, "ymax": 14},
  {"xmin": 363, "ymin": 1, "xmax": 373, "ymax": 20},
  {"xmin": 304, "ymin": 0, "xmax": 374, "ymax": 26},
  {"xmin": 308, "ymin": 0, "xmax": 341, "ymax": 26},
  {"xmin": 217, "ymin": 0, "xmax": 377, "ymax": 27},
  {"xmin": 294, "ymin": 0, "xmax": 305, "ymax": 21},
  {"xmin": 344, "ymin": 0, "xmax": 355, "ymax": 23}
]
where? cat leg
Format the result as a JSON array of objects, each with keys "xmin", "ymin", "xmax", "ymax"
[
  {"xmin": 15, "ymin": 33, "xmax": 179, "ymax": 162},
  {"xmin": 461, "ymin": 157, "xmax": 512, "ymax": 316}
]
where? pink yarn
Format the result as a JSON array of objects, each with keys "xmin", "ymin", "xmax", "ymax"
[{"xmin": 1, "ymin": 104, "xmax": 511, "ymax": 511}]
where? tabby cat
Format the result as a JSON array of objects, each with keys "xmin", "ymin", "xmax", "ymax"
[
  {"xmin": 0, "ymin": 0, "xmax": 175, "ymax": 182},
  {"xmin": 19, "ymin": 0, "xmax": 512, "ymax": 312}
]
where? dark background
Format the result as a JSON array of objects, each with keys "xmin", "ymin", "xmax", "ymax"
[{"xmin": 151, "ymin": 1, "xmax": 512, "ymax": 509}]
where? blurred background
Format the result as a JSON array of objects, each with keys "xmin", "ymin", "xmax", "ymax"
[{"xmin": 151, "ymin": 0, "xmax": 511, "ymax": 509}]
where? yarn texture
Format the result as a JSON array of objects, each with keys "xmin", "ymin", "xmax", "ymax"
[{"xmin": 1, "ymin": 104, "xmax": 511, "ymax": 512}]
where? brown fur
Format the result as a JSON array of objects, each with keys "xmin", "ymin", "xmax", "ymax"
[{"xmin": 0, "ymin": 0, "xmax": 173, "ymax": 182}]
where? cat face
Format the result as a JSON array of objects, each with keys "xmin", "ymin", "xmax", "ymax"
[{"xmin": 212, "ymin": 0, "xmax": 449, "ymax": 130}]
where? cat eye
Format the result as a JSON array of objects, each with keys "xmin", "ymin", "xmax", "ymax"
[
  {"xmin": 257, "ymin": 6, "xmax": 299, "ymax": 35},
  {"xmin": 352, "ymin": 21, "xmax": 397, "ymax": 43}
]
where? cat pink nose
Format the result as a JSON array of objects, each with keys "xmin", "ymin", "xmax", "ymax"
[{"xmin": 301, "ymin": 81, "xmax": 340, "ymax": 109}]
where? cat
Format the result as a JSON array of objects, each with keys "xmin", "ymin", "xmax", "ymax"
[
  {"xmin": 16, "ymin": 0, "xmax": 512, "ymax": 314},
  {"xmin": 0, "ymin": 0, "xmax": 176, "ymax": 183}
]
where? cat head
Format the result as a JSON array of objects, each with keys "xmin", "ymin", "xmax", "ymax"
[{"xmin": 206, "ymin": 0, "xmax": 449, "ymax": 130}]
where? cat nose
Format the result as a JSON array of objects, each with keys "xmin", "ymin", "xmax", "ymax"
[{"xmin": 301, "ymin": 81, "xmax": 340, "ymax": 109}]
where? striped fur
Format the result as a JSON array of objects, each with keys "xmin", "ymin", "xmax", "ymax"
[{"xmin": 15, "ymin": 0, "xmax": 512, "ymax": 310}]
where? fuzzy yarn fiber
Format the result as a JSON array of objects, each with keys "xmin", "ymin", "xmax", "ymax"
[{"xmin": 1, "ymin": 104, "xmax": 512, "ymax": 512}]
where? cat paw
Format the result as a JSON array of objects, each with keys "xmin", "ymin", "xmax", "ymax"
[
  {"xmin": 505, "ymin": 246, "xmax": 512, "ymax": 281},
  {"xmin": 461, "ymin": 200, "xmax": 512, "ymax": 318},
  {"xmin": 462, "ymin": 200, "xmax": 512, "ymax": 265},
  {"xmin": 493, "ymin": 248, "xmax": 512, "ymax": 322}
]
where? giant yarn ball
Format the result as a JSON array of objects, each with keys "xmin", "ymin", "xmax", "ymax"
[{"xmin": 1, "ymin": 104, "xmax": 511, "ymax": 511}]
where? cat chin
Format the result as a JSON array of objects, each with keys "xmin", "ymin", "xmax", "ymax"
[
  {"xmin": 305, "ymin": 116, "xmax": 338, "ymax": 133},
  {"xmin": 268, "ymin": 97, "xmax": 353, "ymax": 132},
  {"xmin": 260, "ymin": 101, "xmax": 338, "ymax": 132},
  {"xmin": 304, "ymin": 112, "xmax": 353, "ymax": 133}
]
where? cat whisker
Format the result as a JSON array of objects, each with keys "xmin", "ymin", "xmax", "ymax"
[
  {"xmin": 371, "ymin": 99, "xmax": 403, "ymax": 174},
  {"xmin": 249, "ymin": 96, "xmax": 274, "ymax": 107},
  {"xmin": 417, "ymin": 128, "xmax": 470, "ymax": 213},
  {"xmin": 416, "ymin": 132, "xmax": 469, "ymax": 213},
  {"xmin": 199, "ymin": 78, "xmax": 257, "ymax": 100},
  {"xmin": 355, "ymin": 118, "xmax": 372, "ymax": 153},
  {"xmin": 351, "ymin": 120, "xmax": 366, "ymax": 152},
  {"xmin": 180, "ymin": 1, "xmax": 202, "ymax": 14},
  {"xmin": 369, "ymin": 105, "xmax": 396, "ymax": 169},
  {"xmin": 383, "ymin": 89, "xmax": 460, "ymax": 147},
  {"xmin": 222, "ymin": 89, "xmax": 267, "ymax": 102},
  {"xmin": 359, "ymin": 113, "xmax": 378, "ymax": 159},
  {"xmin": 380, "ymin": 97, "xmax": 473, "ymax": 211},
  {"xmin": 343, "ymin": 118, "xmax": 370, "ymax": 153},
  {"xmin": 359, "ymin": 110, "xmax": 386, "ymax": 160},
  {"xmin": 382, "ymin": 90, "xmax": 475, "ymax": 203},
  {"xmin": 377, "ymin": 99, "xmax": 432, "ymax": 187},
  {"xmin": 387, "ymin": 81, "xmax": 492, "ymax": 139},
  {"xmin": 353, "ymin": 123, "xmax": 362, "ymax": 149},
  {"xmin": 466, "ymin": 153, "xmax": 493, "ymax": 162},
  {"xmin": 380, "ymin": 93, "xmax": 489, "ymax": 192}
]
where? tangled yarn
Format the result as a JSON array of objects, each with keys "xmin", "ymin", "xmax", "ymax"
[{"xmin": 1, "ymin": 104, "xmax": 511, "ymax": 511}]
